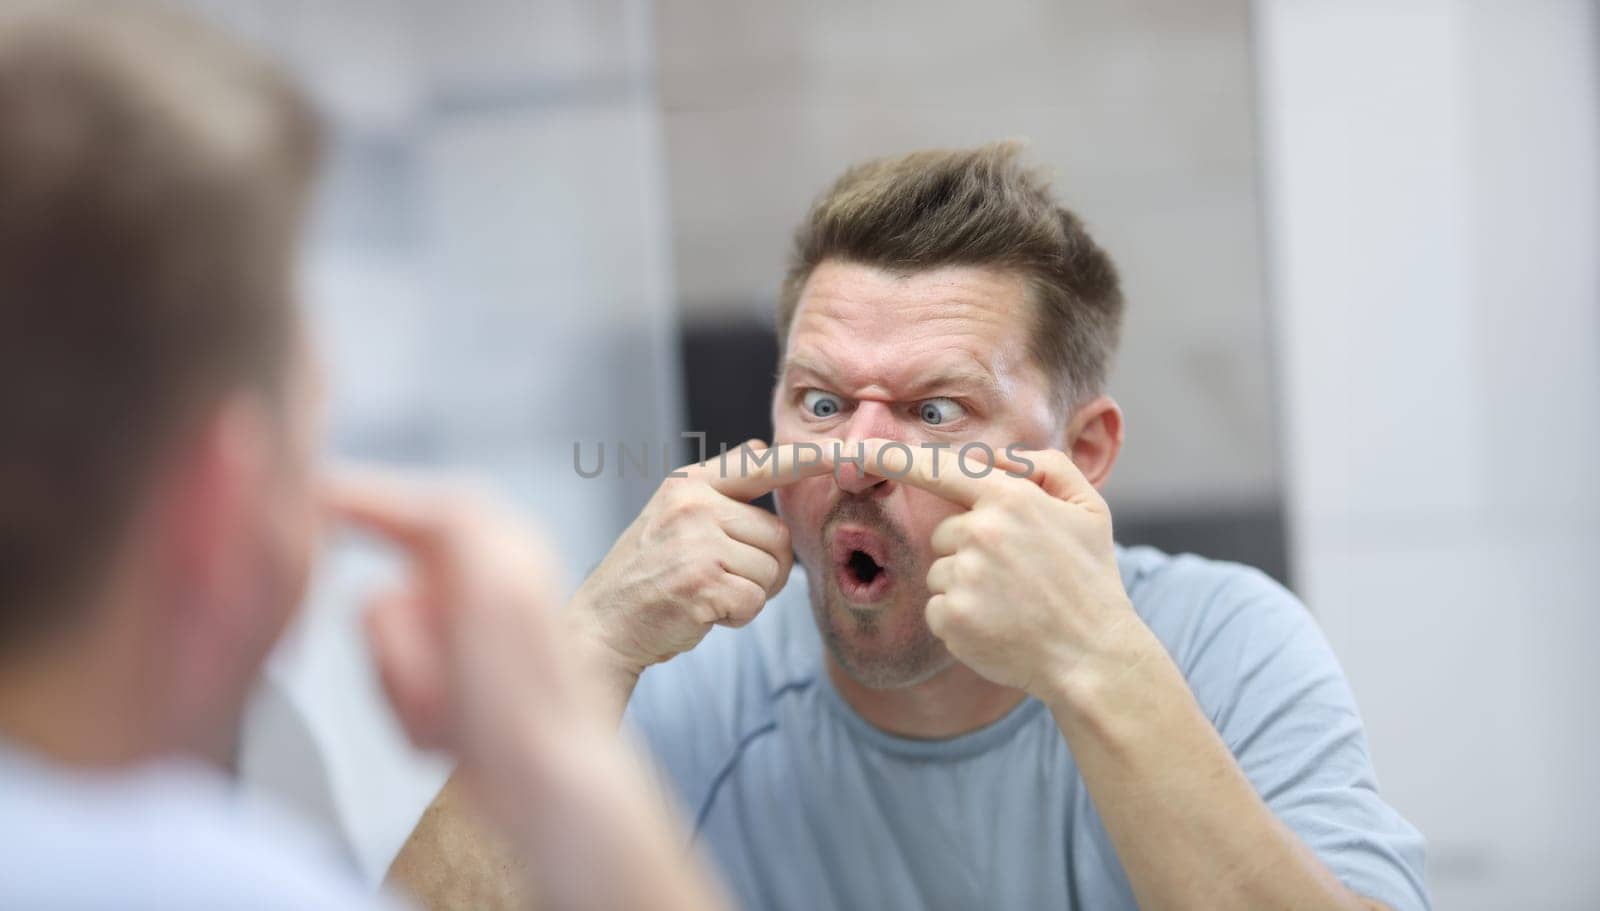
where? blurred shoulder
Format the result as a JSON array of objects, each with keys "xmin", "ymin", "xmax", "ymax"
[{"xmin": 0, "ymin": 752, "xmax": 400, "ymax": 910}]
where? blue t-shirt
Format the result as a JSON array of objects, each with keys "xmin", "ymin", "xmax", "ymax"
[{"xmin": 626, "ymin": 546, "xmax": 1431, "ymax": 911}]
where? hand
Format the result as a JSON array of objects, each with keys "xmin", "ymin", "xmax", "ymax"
[
  {"xmin": 570, "ymin": 441, "xmax": 836, "ymax": 678},
  {"xmin": 860, "ymin": 440, "xmax": 1140, "ymax": 703},
  {"xmin": 325, "ymin": 472, "xmax": 736, "ymax": 911},
  {"xmin": 322, "ymin": 471, "xmax": 596, "ymax": 777}
]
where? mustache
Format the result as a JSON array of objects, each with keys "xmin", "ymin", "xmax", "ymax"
[{"xmin": 822, "ymin": 495, "xmax": 909, "ymax": 561}]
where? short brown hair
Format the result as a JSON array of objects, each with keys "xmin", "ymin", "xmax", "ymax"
[
  {"xmin": 779, "ymin": 142, "xmax": 1123, "ymax": 408},
  {"xmin": 0, "ymin": 2, "xmax": 320, "ymax": 646}
]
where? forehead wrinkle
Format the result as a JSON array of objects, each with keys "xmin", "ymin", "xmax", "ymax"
[
  {"xmin": 785, "ymin": 335, "xmax": 1000, "ymax": 401},
  {"xmin": 785, "ymin": 262, "xmax": 1038, "ymax": 400},
  {"xmin": 809, "ymin": 287, "xmax": 1009, "ymax": 332}
]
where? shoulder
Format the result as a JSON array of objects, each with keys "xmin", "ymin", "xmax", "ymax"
[
  {"xmin": 1117, "ymin": 549, "xmax": 1432, "ymax": 909},
  {"xmin": 0, "ymin": 755, "xmax": 402, "ymax": 910},
  {"xmin": 1117, "ymin": 545, "xmax": 1357, "ymax": 737},
  {"xmin": 1117, "ymin": 545, "xmax": 1317, "ymax": 675},
  {"xmin": 1117, "ymin": 544, "xmax": 1295, "ymax": 617}
]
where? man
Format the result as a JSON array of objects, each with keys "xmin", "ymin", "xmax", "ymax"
[
  {"xmin": 397, "ymin": 145, "xmax": 1431, "ymax": 909},
  {"xmin": 0, "ymin": 5, "xmax": 733, "ymax": 909}
]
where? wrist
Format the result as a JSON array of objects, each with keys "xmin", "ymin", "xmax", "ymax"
[
  {"xmin": 562, "ymin": 595, "xmax": 647, "ymax": 724},
  {"xmin": 1038, "ymin": 603, "xmax": 1165, "ymax": 729},
  {"xmin": 564, "ymin": 590, "xmax": 647, "ymax": 680}
]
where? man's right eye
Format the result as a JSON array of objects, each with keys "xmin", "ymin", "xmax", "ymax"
[{"xmin": 801, "ymin": 389, "xmax": 843, "ymax": 419}]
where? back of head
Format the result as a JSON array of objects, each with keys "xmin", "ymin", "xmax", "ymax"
[
  {"xmin": 0, "ymin": 1, "xmax": 320, "ymax": 651},
  {"xmin": 780, "ymin": 142, "xmax": 1124, "ymax": 410}
]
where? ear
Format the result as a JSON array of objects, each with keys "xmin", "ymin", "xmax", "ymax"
[
  {"xmin": 1063, "ymin": 395, "xmax": 1123, "ymax": 490},
  {"xmin": 150, "ymin": 393, "xmax": 276, "ymax": 752},
  {"xmin": 159, "ymin": 394, "xmax": 273, "ymax": 608}
]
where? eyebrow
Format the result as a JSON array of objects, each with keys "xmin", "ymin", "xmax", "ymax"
[{"xmin": 781, "ymin": 354, "xmax": 999, "ymax": 399}]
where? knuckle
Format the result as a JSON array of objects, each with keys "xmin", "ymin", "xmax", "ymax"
[
  {"xmin": 719, "ymin": 579, "xmax": 764, "ymax": 621},
  {"xmin": 773, "ymin": 540, "xmax": 795, "ymax": 573},
  {"xmin": 659, "ymin": 495, "xmax": 693, "ymax": 523},
  {"xmin": 965, "ymin": 511, "xmax": 1007, "ymax": 547},
  {"xmin": 994, "ymin": 480, "xmax": 1034, "ymax": 507},
  {"xmin": 669, "ymin": 559, "xmax": 721, "ymax": 599},
  {"xmin": 654, "ymin": 476, "xmax": 691, "ymax": 506},
  {"xmin": 954, "ymin": 551, "xmax": 985, "ymax": 584},
  {"xmin": 663, "ymin": 489, "xmax": 713, "ymax": 524},
  {"xmin": 929, "ymin": 593, "xmax": 973, "ymax": 639},
  {"xmin": 691, "ymin": 558, "xmax": 724, "ymax": 589},
  {"xmin": 940, "ymin": 594, "xmax": 974, "ymax": 632},
  {"xmin": 1033, "ymin": 449, "xmax": 1066, "ymax": 472},
  {"xmin": 769, "ymin": 560, "xmax": 794, "ymax": 593},
  {"xmin": 757, "ymin": 552, "xmax": 782, "ymax": 586}
]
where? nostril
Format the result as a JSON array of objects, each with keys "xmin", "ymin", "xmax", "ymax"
[{"xmin": 835, "ymin": 461, "xmax": 885, "ymax": 494}]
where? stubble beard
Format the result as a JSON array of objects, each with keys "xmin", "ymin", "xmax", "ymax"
[{"xmin": 808, "ymin": 495, "xmax": 954, "ymax": 690}]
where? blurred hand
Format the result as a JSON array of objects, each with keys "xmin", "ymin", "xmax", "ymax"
[
  {"xmin": 322, "ymin": 472, "xmax": 594, "ymax": 778},
  {"xmin": 325, "ymin": 471, "xmax": 734, "ymax": 911},
  {"xmin": 569, "ymin": 441, "xmax": 837, "ymax": 679},
  {"xmin": 860, "ymin": 440, "xmax": 1140, "ymax": 703}
]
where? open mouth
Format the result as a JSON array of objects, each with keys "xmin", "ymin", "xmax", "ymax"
[{"xmin": 831, "ymin": 526, "xmax": 893, "ymax": 604}]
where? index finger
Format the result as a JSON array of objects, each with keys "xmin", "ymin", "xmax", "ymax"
[
  {"xmin": 693, "ymin": 440, "xmax": 841, "ymax": 501},
  {"xmin": 320, "ymin": 467, "xmax": 446, "ymax": 554},
  {"xmin": 856, "ymin": 439, "xmax": 1013, "ymax": 509}
]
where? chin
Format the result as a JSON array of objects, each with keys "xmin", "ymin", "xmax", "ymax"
[{"xmin": 809, "ymin": 583, "xmax": 952, "ymax": 690}]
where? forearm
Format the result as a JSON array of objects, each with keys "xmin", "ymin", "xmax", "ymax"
[
  {"xmin": 387, "ymin": 751, "xmax": 724, "ymax": 911},
  {"xmin": 1044, "ymin": 616, "xmax": 1374, "ymax": 911},
  {"xmin": 490, "ymin": 732, "xmax": 730, "ymax": 911},
  {"xmin": 386, "ymin": 606, "xmax": 650, "ymax": 909},
  {"xmin": 385, "ymin": 775, "xmax": 533, "ymax": 910},
  {"xmin": 563, "ymin": 604, "xmax": 644, "ymax": 727}
]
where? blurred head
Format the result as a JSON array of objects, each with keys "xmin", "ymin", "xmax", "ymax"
[
  {"xmin": 0, "ymin": 2, "xmax": 322, "ymax": 759},
  {"xmin": 771, "ymin": 143, "xmax": 1125, "ymax": 689}
]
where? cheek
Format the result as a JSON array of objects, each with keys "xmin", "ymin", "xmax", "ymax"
[
  {"xmin": 773, "ymin": 478, "xmax": 831, "ymax": 560},
  {"xmin": 897, "ymin": 490, "xmax": 965, "ymax": 557},
  {"xmin": 771, "ymin": 410, "xmax": 804, "ymax": 444}
]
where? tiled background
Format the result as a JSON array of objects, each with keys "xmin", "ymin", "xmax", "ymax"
[{"xmin": 1258, "ymin": 3, "xmax": 1600, "ymax": 908}]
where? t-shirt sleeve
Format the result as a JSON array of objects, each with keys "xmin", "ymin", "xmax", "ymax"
[{"xmin": 1165, "ymin": 562, "xmax": 1432, "ymax": 911}]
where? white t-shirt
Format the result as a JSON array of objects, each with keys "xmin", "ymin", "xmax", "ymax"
[{"xmin": 0, "ymin": 739, "xmax": 405, "ymax": 910}]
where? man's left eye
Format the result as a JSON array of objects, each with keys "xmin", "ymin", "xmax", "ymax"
[{"xmin": 916, "ymin": 398, "xmax": 965, "ymax": 425}]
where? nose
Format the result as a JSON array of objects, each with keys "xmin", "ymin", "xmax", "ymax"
[
  {"xmin": 835, "ymin": 401, "xmax": 897, "ymax": 496},
  {"xmin": 835, "ymin": 458, "xmax": 884, "ymax": 495}
]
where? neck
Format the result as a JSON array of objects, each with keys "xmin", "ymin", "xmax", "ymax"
[
  {"xmin": 826, "ymin": 652, "xmax": 1027, "ymax": 739},
  {"xmin": 0, "ymin": 614, "xmax": 167, "ymax": 769}
]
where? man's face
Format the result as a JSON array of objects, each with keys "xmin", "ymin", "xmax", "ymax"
[{"xmin": 772, "ymin": 260, "xmax": 1062, "ymax": 689}]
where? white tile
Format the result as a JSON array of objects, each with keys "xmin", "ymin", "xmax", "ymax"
[{"xmin": 1302, "ymin": 524, "xmax": 1600, "ymax": 908}]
